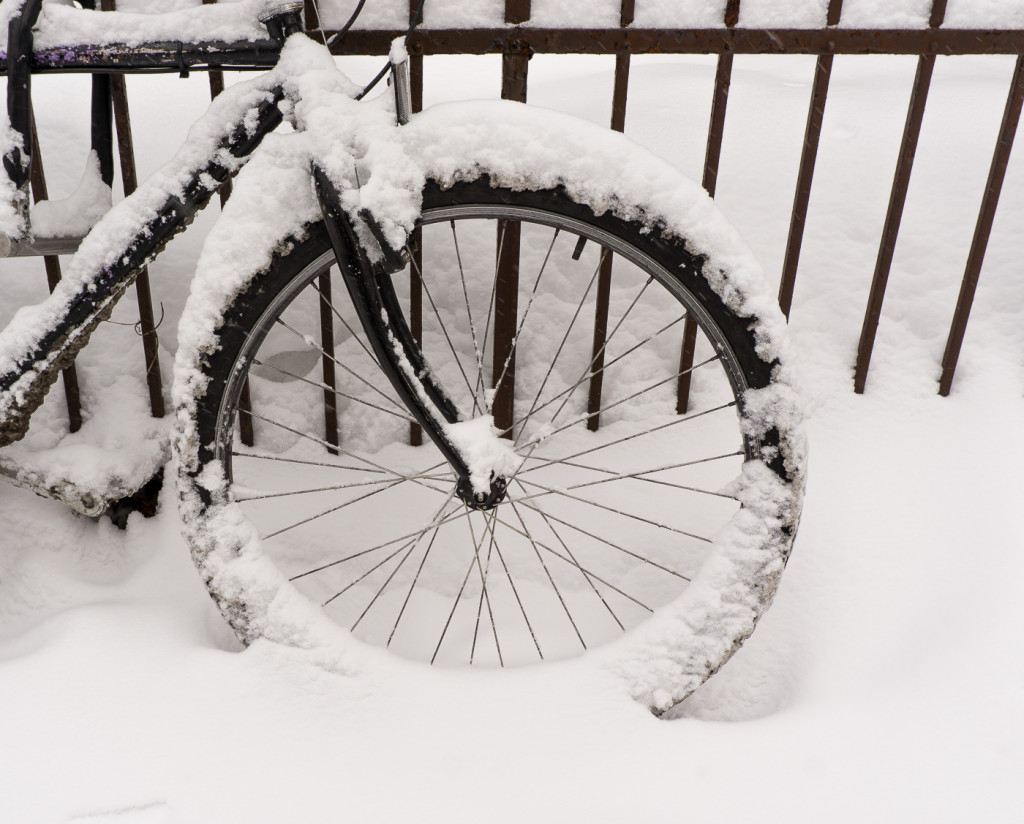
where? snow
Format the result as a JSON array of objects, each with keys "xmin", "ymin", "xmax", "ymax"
[
  {"xmin": 308, "ymin": 0, "xmax": 1024, "ymax": 29},
  {"xmin": 29, "ymin": 151, "xmax": 111, "ymax": 238},
  {"xmin": 6, "ymin": 0, "xmax": 1018, "ymax": 47},
  {"xmin": 2, "ymin": 22, "xmax": 1023, "ymax": 824},
  {"xmin": 0, "ymin": 105, "xmax": 22, "ymax": 238},
  {"xmin": 442, "ymin": 414, "xmax": 521, "ymax": 493},
  {"xmin": 1, "ymin": 0, "xmax": 269, "ymax": 51}
]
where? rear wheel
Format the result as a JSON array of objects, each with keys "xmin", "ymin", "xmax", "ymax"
[{"xmin": 180, "ymin": 177, "xmax": 802, "ymax": 706}]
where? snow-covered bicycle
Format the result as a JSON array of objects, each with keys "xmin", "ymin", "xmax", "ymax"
[{"xmin": 1, "ymin": 0, "xmax": 805, "ymax": 713}]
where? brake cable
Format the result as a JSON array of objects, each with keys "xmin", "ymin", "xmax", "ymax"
[{"xmin": 322, "ymin": 0, "xmax": 425, "ymax": 100}]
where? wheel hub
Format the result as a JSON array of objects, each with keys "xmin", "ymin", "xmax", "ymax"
[{"xmin": 456, "ymin": 474, "xmax": 509, "ymax": 511}]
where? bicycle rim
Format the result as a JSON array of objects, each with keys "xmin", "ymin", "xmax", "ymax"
[{"xmin": 210, "ymin": 193, "xmax": 764, "ymax": 668}]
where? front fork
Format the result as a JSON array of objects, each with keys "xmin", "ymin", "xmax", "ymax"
[{"xmin": 311, "ymin": 167, "xmax": 509, "ymax": 510}]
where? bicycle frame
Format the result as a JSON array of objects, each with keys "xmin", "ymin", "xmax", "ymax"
[{"xmin": 0, "ymin": 0, "xmax": 504, "ymax": 515}]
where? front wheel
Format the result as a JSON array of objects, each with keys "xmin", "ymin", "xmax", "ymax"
[{"xmin": 177, "ymin": 176, "xmax": 804, "ymax": 712}]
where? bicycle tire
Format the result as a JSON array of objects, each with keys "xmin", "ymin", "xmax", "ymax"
[{"xmin": 177, "ymin": 175, "xmax": 804, "ymax": 712}]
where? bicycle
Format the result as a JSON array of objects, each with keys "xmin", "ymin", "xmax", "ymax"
[{"xmin": 1, "ymin": 0, "xmax": 805, "ymax": 715}]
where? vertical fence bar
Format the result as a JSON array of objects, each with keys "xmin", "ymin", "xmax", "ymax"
[
  {"xmin": 938, "ymin": 54, "xmax": 1024, "ymax": 396},
  {"xmin": 103, "ymin": 0, "xmax": 165, "ymax": 418},
  {"xmin": 505, "ymin": 0, "xmax": 531, "ymax": 25},
  {"xmin": 90, "ymin": 73, "xmax": 115, "ymax": 188},
  {"xmin": 28, "ymin": 116, "xmax": 83, "ymax": 433},
  {"xmin": 492, "ymin": 22, "xmax": 529, "ymax": 436},
  {"xmin": 853, "ymin": 0, "xmax": 947, "ymax": 393},
  {"xmin": 676, "ymin": 1, "xmax": 740, "ymax": 414},
  {"xmin": 585, "ymin": 0, "xmax": 634, "ymax": 431},
  {"xmin": 318, "ymin": 273, "xmax": 340, "ymax": 454},
  {"xmin": 778, "ymin": 0, "xmax": 843, "ymax": 319},
  {"xmin": 408, "ymin": 0, "xmax": 424, "ymax": 445},
  {"xmin": 303, "ymin": 0, "xmax": 320, "ymax": 32},
  {"xmin": 201, "ymin": 0, "xmax": 256, "ymax": 445}
]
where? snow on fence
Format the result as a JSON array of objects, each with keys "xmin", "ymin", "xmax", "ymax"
[{"xmin": 12, "ymin": 0, "xmax": 1024, "ymax": 436}]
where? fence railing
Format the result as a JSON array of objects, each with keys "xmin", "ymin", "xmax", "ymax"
[
  {"xmin": 320, "ymin": 0, "xmax": 1024, "ymax": 399},
  {"xmin": 18, "ymin": 0, "xmax": 1024, "ymax": 436}
]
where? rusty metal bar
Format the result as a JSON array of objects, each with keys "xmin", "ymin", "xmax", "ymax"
[
  {"xmin": 929, "ymin": 0, "xmax": 950, "ymax": 29},
  {"xmin": 939, "ymin": 54, "xmax": 1024, "ymax": 396},
  {"xmin": 492, "ymin": 219, "xmax": 521, "ymax": 436},
  {"xmin": 312, "ymin": 27, "xmax": 1024, "ymax": 59},
  {"xmin": 202, "ymin": 0, "xmax": 253, "ymax": 443},
  {"xmin": 701, "ymin": 53, "xmax": 733, "ymax": 200},
  {"xmin": 103, "ymin": 0, "xmax": 165, "ymax": 418},
  {"xmin": 725, "ymin": 0, "xmax": 741, "ymax": 28},
  {"xmin": 854, "ymin": 4, "xmax": 947, "ymax": 393},
  {"xmin": 491, "ymin": 45, "xmax": 528, "ymax": 436},
  {"xmin": 108, "ymin": 74, "xmax": 165, "ymax": 419},
  {"xmin": 318, "ymin": 271, "xmax": 340, "ymax": 454},
  {"xmin": 620, "ymin": 0, "xmax": 635, "ymax": 27},
  {"xmin": 407, "ymin": 226, "xmax": 423, "ymax": 447},
  {"xmin": 90, "ymin": 73, "xmax": 115, "ymax": 187},
  {"xmin": 585, "ymin": 1, "xmax": 634, "ymax": 431},
  {"xmin": 778, "ymin": 0, "xmax": 844, "ymax": 318},
  {"xmin": 204, "ymin": 0, "xmax": 234, "ymax": 209},
  {"xmin": 303, "ymin": 0, "xmax": 320, "ymax": 32},
  {"xmin": 585, "ymin": 252, "xmax": 614, "ymax": 432},
  {"xmin": 18, "ymin": 27, "xmax": 1024, "ymax": 74},
  {"xmin": 408, "ymin": 2, "xmax": 424, "ymax": 446},
  {"xmin": 677, "ymin": 5, "xmax": 739, "ymax": 414},
  {"xmin": 28, "ymin": 116, "xmax": 83, "ymax": 433},
  {"xmin": 505, "ymin": 0, "xmax": 531, "ymax": 25},
  {"xmin": 237, "ymin": 379, "xmax": 255, "ymax": 447}
]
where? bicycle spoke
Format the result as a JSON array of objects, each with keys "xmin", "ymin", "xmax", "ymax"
[
  {"xmin": 509, "ymin": 492, "xmax": 693, "ymax": 583},
  {"xmin": 521, "ymin": 402, "xmax": 739, "ymax": 472},
  {"xmin": 231, "ymin": 451, "xmax": 387, "ymax": 474},
  {"xmin": 468, "ymin": 509, "xmax": 502, "ymax": 666},
  {"xmin": 514, "ymin": 268, "xmax": 650, "ymax": 445},
  {"xmin": 310, "ymin": 277, "xmax": 383, "ymax": 368},
  {"xmin": 252, "ymin": 357, "xmax": 415, "ymax": 423},
  {"xmin": 291, "ymin": 504, "xmax": 469, "ymax": 582},
  {"xmin": 431, "ymin": 505, "xmax": 487, "ymax": 664},
  {"xmin": 489, "ymin": 526, "xmax": 544, "ymax": 661},
  {"xmin": 323, "ymin": 541, "xmax": 409, "ymax": 608},
  {"xmin": 526, "ymin": 500, "xmax": 626, "ymax": 631},
  {"xmin": 512, "ymin": 248, "xmax": 608, "ymax": 437},
  {"xmin": 518, "ymin": 451, "xmax": 742, "ymax": 499},
  {"xmin": 474, "ymin": 220, "xmax": 506, "ymax": 403},
  {"xmin": 487, "ymin": 506, "xmax": 656, "ymax": 613},
  {"xmin": 407, "ymin": 247, "xmax": 481, "ymax": 409},
  {"xmin": 449, "ymin": 221, "xmax": 487, "ymax": 413},
  {"xmin": 351, "ymin": 491, "xmax": 460, "ymax": 631},
  {"xmin": 264, "ymin": 477, "xmax": 405, "ymax": 541},
  {"xmin": 387, "ymin": 519, "xmax": 445, "ymax": 647},
  {"xmin": 273, "ymin": 317, "xmax": 409, "ymax": 415},
  {"xmin": 518, "ymin": 356, "xmax": 725, "ymax": 453},
  {"xmin": 514, "ymin": 475, "xmax": 711, "ymax": 544},
  {"xmin": 509, "ymin": 312, "xmax": 690, "ymax": 439},
  {"xmin": 246, "ymin": 409, "xmax": 451, "ymax": 490},
  {"xmin": 507, "ymin": 498, "xmax": 586, "ymax": 651},
  {"xmin": 234, "ymin": 473, "xmax": 448, "ymax": 503},
  {"xmin": 490, "ymin": 228, "xmax": 559, "ymax": 414}
]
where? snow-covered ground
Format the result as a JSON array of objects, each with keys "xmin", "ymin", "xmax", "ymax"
[{"xmin": 2, "ymin": 44, "xmax": 1023, "ymax": 823}]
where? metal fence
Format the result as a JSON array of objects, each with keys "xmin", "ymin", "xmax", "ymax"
[{"xmin": 20, "ymin": 0, "xmax": 1024, "ymax": 434}]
